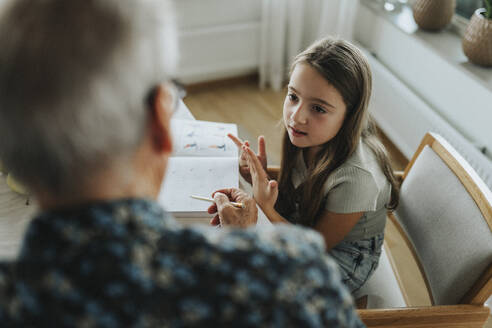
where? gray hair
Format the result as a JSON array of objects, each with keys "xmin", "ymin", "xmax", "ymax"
[{"xmin": 0, "ymin": 0, "xmax": 178, "ymax": 195}]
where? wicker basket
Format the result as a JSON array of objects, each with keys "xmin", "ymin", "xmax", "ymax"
[
  {"xmin": 412, "ymin": 0, "xmax": 456, "ymax": 31},
  {"xmin": 462, "ymin": 9, "xmax": 492, "ymax": 67}
]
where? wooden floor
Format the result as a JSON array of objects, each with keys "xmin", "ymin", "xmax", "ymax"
[{"xmin": 183, "ymin": 76, "xmax": 492, "ymax": 326}]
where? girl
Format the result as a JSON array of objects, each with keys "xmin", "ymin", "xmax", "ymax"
[{"xmin": 227, "ymin": 37, "xmax": 399, "ymax": 293}]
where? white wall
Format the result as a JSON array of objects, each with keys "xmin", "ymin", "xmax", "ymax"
[
  {"xmin": 173, "ymin": 0, "xmax": 348, "ymax": 84},
  {"xmin": 173, "ymin": 0, "xmax": 262, "ymax": 83}
]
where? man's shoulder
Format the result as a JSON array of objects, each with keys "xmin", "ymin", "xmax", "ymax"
[
  {"xmin": 158, "ymin": 223, "xmax": 339, "ymax": 284},
  {"xmin": 0, "ymin": 224, "xmax": 364, "ymax": 327},
  {"xmin": 0, "ymin": 262, "xmax": 15, "ymax": 321},
  {"xmin": 180, "ymin": 223, "xmax": 327, "ymax": 261},
  {"xmin": 156, "ymin": 225, "xmax": 364, "ymax": 327},
  {"xmin": 164, "ymin": 223, "xmax": 346, "ymax": 295}
]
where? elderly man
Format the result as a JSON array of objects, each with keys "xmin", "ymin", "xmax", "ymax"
[{"xmin": 0, "ymin": 0, "xmax": 364, "ymax": 327}]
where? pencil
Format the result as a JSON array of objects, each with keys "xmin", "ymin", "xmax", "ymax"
[{"xmin": 190, "ymin": 195, "xmax": 244, "ymax": 208}]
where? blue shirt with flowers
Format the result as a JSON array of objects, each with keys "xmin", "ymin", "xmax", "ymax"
[{"xmin": 0, "ymin": 198, "xmax": 365, "ymax": 327}]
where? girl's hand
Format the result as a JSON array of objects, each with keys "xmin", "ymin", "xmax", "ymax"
[
  {"xmin": 228, "ymin": 134, "xmax": 267, "ymax": 184},
  {"xmin": 242, "ymin": 145, "xmax": 278, "ymax": 214}
]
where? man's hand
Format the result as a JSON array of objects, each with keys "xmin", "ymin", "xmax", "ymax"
[
  {"xmin": 207, "ymin": 188, "xmax": 257, "ymax": 228},
  {"xmin": 228, "ymin": 134, "xmax": 267, "ymax": 184}
]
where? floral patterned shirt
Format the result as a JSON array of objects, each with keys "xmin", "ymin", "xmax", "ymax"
[{"xmin": 0, "ymin": 198, "xmax": 365, "ymax": 327}]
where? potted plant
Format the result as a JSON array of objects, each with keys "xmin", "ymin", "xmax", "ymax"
[
  {"xmin": 462, "ymin": 0, "xmax": 492, "ymax": 67},
  {"xmin": 412, "ymin": 0, "xmax": 456, "ymax": 31}
]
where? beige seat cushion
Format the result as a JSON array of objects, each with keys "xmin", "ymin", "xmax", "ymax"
[{"xmin": 354, "ymin": 243, "xmax": 407, "ymax": 309}]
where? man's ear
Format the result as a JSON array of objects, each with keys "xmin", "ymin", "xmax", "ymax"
[{"xmin": 149, "ymin": 84, "xmax": 173, "ymax": 154}]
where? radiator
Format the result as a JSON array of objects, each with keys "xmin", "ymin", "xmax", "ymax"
[{"xmin": 363, "ymin": 48, "xmax": 492, "ymax": 191}]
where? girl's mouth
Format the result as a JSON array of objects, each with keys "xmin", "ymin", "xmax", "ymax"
[{"xmin": 289, "ymin": 126, "xmax": 307, "ymax": 137}]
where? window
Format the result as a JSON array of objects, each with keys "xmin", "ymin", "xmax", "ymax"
[
  {"xmin": 369, "ymin": 0, "xmax": 486, "ymax": 36},
  {"xmin": 452, "ymin": 0, "xmax": 485, "ymax": 36},
  {"xmin": 456, "ymin": 0, "xmax": 483, "ymax": 19}
]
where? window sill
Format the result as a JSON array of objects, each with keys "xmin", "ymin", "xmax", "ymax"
[
  {"xmin": 355, "ymin": 0, "xmax": 492, "ymax": 160},
  {"xmin": 359, "ymin": 0, "xmax": 492, "ymax": 92}
]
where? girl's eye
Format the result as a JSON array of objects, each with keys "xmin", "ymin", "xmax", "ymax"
[
  {"xmin": 288, "ymin": 93, "xmax": 298, "ymax": 102},
  {"xmin": 312, "ymin": 105, "xmax": 326, "ymax": 113}
]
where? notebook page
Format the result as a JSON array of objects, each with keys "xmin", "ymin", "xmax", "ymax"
[
  {"xmin": 171, "ymin": 119, "xmax": 238, "ymax": 158},
  {"xmin": 158, "ymin": 157, "xmax": 239, "ymax": 217}
]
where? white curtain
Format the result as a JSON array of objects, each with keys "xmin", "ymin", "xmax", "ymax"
[
  {"xmin": 318, "ymin": 0, "xmax": 359, "ymax": 40},
  {"xmin": 259, "ymin": 0, "xmax": 303, "ymax": 91},
  {"xmin": 259, "ymin": 0, "xmax": 359, "ymax": 91}
]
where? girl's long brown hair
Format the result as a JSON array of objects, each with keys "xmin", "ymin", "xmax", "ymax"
[{"xmin": 275, "ymin": 38, "xmax": 399, "ymax": 227}]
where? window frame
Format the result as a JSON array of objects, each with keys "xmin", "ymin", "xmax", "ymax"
[
  {"xmin": 368, "ymin": 0, "xmax": 484, "ymax": 37},
  {"xmin": 450, "ymin": 13, "xmax": 469, "ymax": 36},
  {"xmin": 451, "ymin": 0, "xmax": 485, "ymax": 36}
]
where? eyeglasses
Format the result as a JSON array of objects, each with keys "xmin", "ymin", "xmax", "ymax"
[{"xmin": 146, "ymin": 79, "xmax": 186, "ymax": 115}]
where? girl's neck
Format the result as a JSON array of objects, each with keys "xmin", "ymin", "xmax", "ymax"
[{"xmin": 302, "ymin": 146, "xmax": 321, "ymax": 169}]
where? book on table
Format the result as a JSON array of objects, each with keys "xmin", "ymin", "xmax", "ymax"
[{"xmin": 158, "ymin": 118, "xmax": 239, "ymax": 217}]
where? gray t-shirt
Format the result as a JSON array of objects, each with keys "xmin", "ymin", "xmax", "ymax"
[{"xmin": 291, "ymin": 140, "xmax": 391, "ymax": 241}]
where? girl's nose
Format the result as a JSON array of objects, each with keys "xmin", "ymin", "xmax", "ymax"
[{"xmin": 291, "ymin": 104, "xmax": 307, "ymax": 124}]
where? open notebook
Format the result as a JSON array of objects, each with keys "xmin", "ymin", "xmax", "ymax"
[{"xmin": 158, "ymin": 119, "xmax": 239, "ymax": 217}]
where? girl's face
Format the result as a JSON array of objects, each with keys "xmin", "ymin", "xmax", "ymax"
[{"xmin": 283, "ymin": 63, "xmax": 347, "ymax": 152}]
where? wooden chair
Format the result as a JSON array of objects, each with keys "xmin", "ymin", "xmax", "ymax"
[{"xmin": 352, "ymin": 132, "xmax": 492, "ymax": 327}]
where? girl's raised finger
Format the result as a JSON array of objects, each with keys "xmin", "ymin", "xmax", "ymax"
[
  {"xmin": 245, "ymin": 145, "xmax": 266, "ymax": 178},
  {"xmin": 258, "ymin": 136, "xmax": 266, "ymax": 158},
  {"xmin": 243, "ymin": 147, "xmax": 257, "ymax": 175},
  {"xmin": 240, "ymin": 141, "xmax": 250, "ymax": 159},
  {"xmin": 227, "ymin": 133, "xmax": 244, "ymax": 148}
]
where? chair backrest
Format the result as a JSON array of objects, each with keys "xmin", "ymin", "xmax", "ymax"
[{"xmin": 393, "ymin": 133, "xmax": 492, "ymax": 306}]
